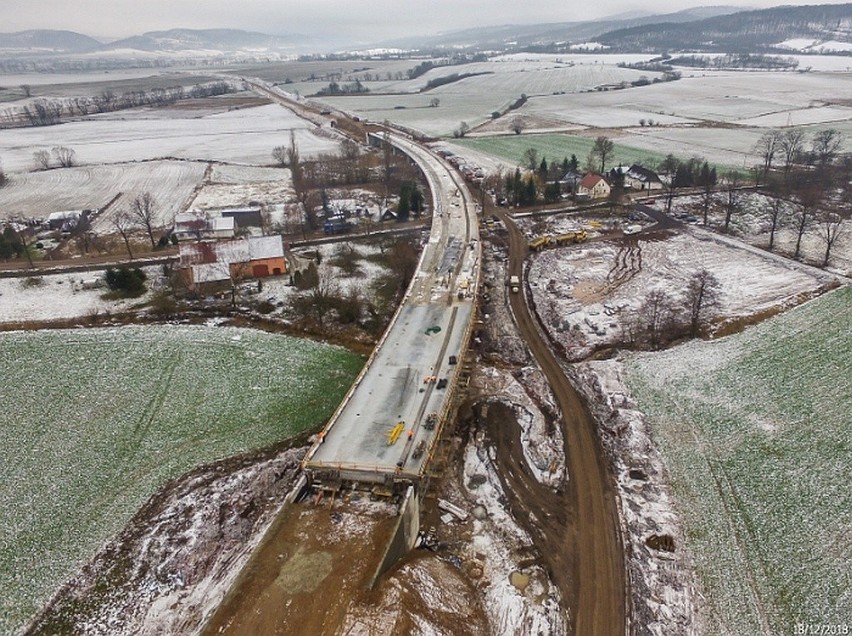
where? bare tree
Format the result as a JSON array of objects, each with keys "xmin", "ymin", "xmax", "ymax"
[
  {"xmin": 812, "ymin": 128, "xmax": 843, "ymax": 169},
  {"xmin": 33, "ymin": 150, "xmax": 51, "ymax": 171},
  {"xmin": 686, "ymin": 268, "xmax": 721, "ymax": 336},
  {"xmin": 429, "ymin": 97, "xmax": 440, "ymax": 108},
  {"xmin": 70, "ymin": 213, "xmax": 94, "ymax": 256},
  {"xmin": 640, "ymin": 289, "xmax": 675, "ymax": 350},
  {"xmin": 815, "ymin": 211, "xmax": 845, "ymax": 267},
  {"xmin": 591, "ymin": 136, "xmax": 615, "ymax": 174},
  {"xmin": 20, "ymin": 84, "xmax": 32, "ymax": 97},
  {"xmin": 721, "ymin": 171, "xmax": 741, "ymax": 233},
  {"xmin": 510, "ymin": 116, "xmax": 525, "ymax": 135},
  {"xmin": 522, "ymin": 147, "xmax": 539, "ymax": 171},
  {"xmin": 754, "ymin": 129, "xmax": 780, "ymax": 179},
  {"xmin": 112, "ymin": 210, "xmax": 136, "ymax": 260},
  {"xmin": 779, "ymin": 128, "xmax": 805, "ymax": 175},
  {"xmin": 130, "ymin": 192, "xmax": 158, "ymax": 249},
  {"xmin": 340, "ymin": 138, "xmax": 359, "ymax": 161},
  {"xmin": 289, "ymin": 270, "xmax": 339, "ymax": 327},
  {"xmin": 765, "ymin": 190, "xmax": 786, "ymax": 252},
  {"xmin": 52, "ymin": 146, "xmax": 76, "ymax": 168},
  {"xmin": 792, "ymin": 183, "xmax": 821, "ymax": 260},
  {"xmin": 454, "ymin": 121, "xmax": 470, "ymax": 138},
  {"xmin": 272, "ymin": 145, "xmax": 288, "ymax": 166}
]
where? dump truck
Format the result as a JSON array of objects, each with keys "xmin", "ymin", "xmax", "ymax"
[
  {"xmin": 528, "ymin": 235, "xmax": 553, "ymax": 252},
  {"xmin": 555, "ymin": 229, "xmax": 588, "ymax": 245},
  {"xmin": 509, "ymin": 275, "xmax": 520, "ymax": 293}
]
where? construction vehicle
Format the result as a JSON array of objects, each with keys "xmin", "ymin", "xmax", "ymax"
[
  {"xmin": 412, "ymin": 440, "xmax": 426, "ymax": 459},
  {"xmin": 555, "ymin": 229, "xmax": 588, "ymax": 245},
  {"xmin": 424, "ymin": 412, "xmax": 438, "ymax": 430},
  {"xmin": 509, "ymin": 275, "xmax": 520, "ymax": 293},
  {"xmin": 528, "ymin": 235, "xmax": 553, "ymax": 251},
  {"xmin": 387, "ymin": 421, "xmax": 405, "ymax": 445}
]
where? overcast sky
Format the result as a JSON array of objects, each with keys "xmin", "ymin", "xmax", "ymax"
[{"xmin": 4, "ymin": 0, "xmax": 851, "ymax": 43}]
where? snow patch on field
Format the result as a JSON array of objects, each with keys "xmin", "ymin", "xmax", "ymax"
[
  {"xmin": 527, "ymin": 231, "xmax": 830, "ymax": 359},
  {"xmin": 462, "ymin": 441, "xmax": 566, "ymax": 634},
  {"xmin": 475, "ymin": 365, "xmax": 565, "ymax": 487},
  {"xmin": 0, "ymin": 267, "xmax": 159, "ymax": 323},
  {"xmin": 27, "ymin": 448, "xmax": 306, "ymax": 636}
]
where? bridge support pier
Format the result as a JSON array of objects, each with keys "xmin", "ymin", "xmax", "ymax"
[{"xmin": 369, "ymin": 484, "xmax": 420, "ymax": 588}]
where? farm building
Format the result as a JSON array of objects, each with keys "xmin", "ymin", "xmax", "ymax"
[
  {"xmin": 47, "ymin": 210, "xmax": 85, "ymax": 232},
  {"xmin": 625, "ymin": 165, "xmax": 664, "ymax": 192},
  {"xmin": 559, "ymin": 170, "xmax": 583, "ymax": 193},
  {"xmin": 173, "ymin": 212, "xmax": 236, "ymax": 241},
  {"xmin": 221, "ymin": 207, "xmax": 264, "ymax": 229},
  {"xmin": 179, "ymin": 235, "xmax": 286, "ymax": 292},
  {"xmin": 576, "ymin": 174, "xmax": 611, "ymax": 200}
]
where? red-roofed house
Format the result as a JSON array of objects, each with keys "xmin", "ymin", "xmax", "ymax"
[{"xmin": 576, "ymin": 174, "xmax": 611, "ymax": 200}]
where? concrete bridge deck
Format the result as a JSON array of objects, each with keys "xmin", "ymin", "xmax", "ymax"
[{"xmin": 304, "ymin": 133, "xmax": 479, "ymax": 485}]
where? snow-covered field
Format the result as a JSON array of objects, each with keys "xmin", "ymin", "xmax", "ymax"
[
  {"xmin": 624, "ymin": 286, "xmax": 852, "ymax": 634},
  {"xmin": 0, "ymin": 103, "xmax": 340, "ymax": 172},
  {"xmin": 0, "ymin": 160, "xmax": 206, "ymax": 225},
  {"xmin": 667, "ymin": 192, "xmax": 852, "ymax": 278},
  {"xmin": 527, "ymin": 70, "xmax": 852, "ymax": 127},
  {"xmin": 0, "ymin": 324, "xmax": 362, "ymax": 635},
  {"xmin": 0, "ymin": 267, "xmax": 161, "ymax": 323},
  {"xmin": 188, "ymin": 166, "xmax": 294, "ymax": 212},
  {"xmin": 527, "ymin": 230, "xmax": 834, "ymax": 359},
  {"xmin": 318, "ymin": 61, "xmax": 658, "ymax": 137}
]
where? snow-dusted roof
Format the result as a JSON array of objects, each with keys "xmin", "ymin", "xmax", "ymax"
[
  {"xmin": 191, "ymin": 261, "xmax": 231, "ymax": 284},
  {"xmin": 211, "ymin": 217, "xmax": 235, "ymax": 232},
  {"xmin": 47, "ymin": 210, "xmax": 83, "ymax": 222},
  {"xmin": 627, "ymin": 164, "xmax": 662, "ymax": 183},
  {"xmin": 248, "ymin": 235, "xmax": 284, "ymax": 260}
]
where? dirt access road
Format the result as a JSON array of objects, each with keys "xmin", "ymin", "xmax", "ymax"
[{"xmin": 492, "ymin": 203, "xmax": 627, "ymax": 635}]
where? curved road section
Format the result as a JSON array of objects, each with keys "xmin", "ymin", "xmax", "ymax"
[
  {"xmin": 304, "ymin": 133, "xmax": 480, "ymax": 485},
  {"xmin": 494, "ymin": 206, "xmax": 627, "ymax": 635}
]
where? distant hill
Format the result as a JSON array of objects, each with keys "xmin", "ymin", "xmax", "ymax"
[
  {"xmin": 0, "ymin": 30, "xmax": 101, "ymax": 52},
  {"xmin": 596, "ymin": 3, "xmax": 852, "ymax": 52},
  {"xmin": 2, "ymin": 5, "xmax": 851, "ymax": 60},
  {"xmin": 0, "ymin": 27, "xmax": 323, "ymax": 59},
  {"xmin": 377, "ymin": 7, "xmax": 744, "ymax": 51},
  {"xmin": 103, "ymin": 28, "xmax": 299, "ymax": 52}
]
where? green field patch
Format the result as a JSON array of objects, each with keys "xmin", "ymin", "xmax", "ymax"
[
  {"xmin": 454, "ymin": 133, "xmax": 672, "ymax": 170},
  {"xmin": 0, "ymin": 324, "xmax": 363, "ymax": 634},
  {"xmin": 626, "ymin": 287, "xmax": 851, "ymax": 634},
  {"xmin": 453, "ymin": 132, "xmax": 744, "ymax": 174}
]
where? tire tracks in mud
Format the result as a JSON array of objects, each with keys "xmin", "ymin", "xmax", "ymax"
[{"xmin": 604, "ymin": 240, "xmax": 642, "ymax": 295}]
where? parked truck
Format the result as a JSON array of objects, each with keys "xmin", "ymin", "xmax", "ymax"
[{"xmin": 509, "ymin": 275, "xmax": 520, "ymax": 293}]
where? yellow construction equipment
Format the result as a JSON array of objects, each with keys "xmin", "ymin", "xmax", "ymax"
[
  {"xmin": 528, "ymin": 235, "xmax": 554, "ymax": 251},
  {"xmin": 387, "ymin": 421, "xmax": 405, "ymax": 445},
  {"xmin": 555, "ymin": 229, "xmax": 588, "ymax": 245}
]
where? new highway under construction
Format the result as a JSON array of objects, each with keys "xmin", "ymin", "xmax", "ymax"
[
  {"xmin": 303, "ymin": 132, "xmax": 480, "ymax": 490},
  {"xmin": 202, "ymin": 91, "xmax": 625, "ymax": 634}
]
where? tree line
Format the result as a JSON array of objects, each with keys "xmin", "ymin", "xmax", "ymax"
[{"xmin": 1, "ymin": 81, "xmax": 238, "ymax": 129}]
